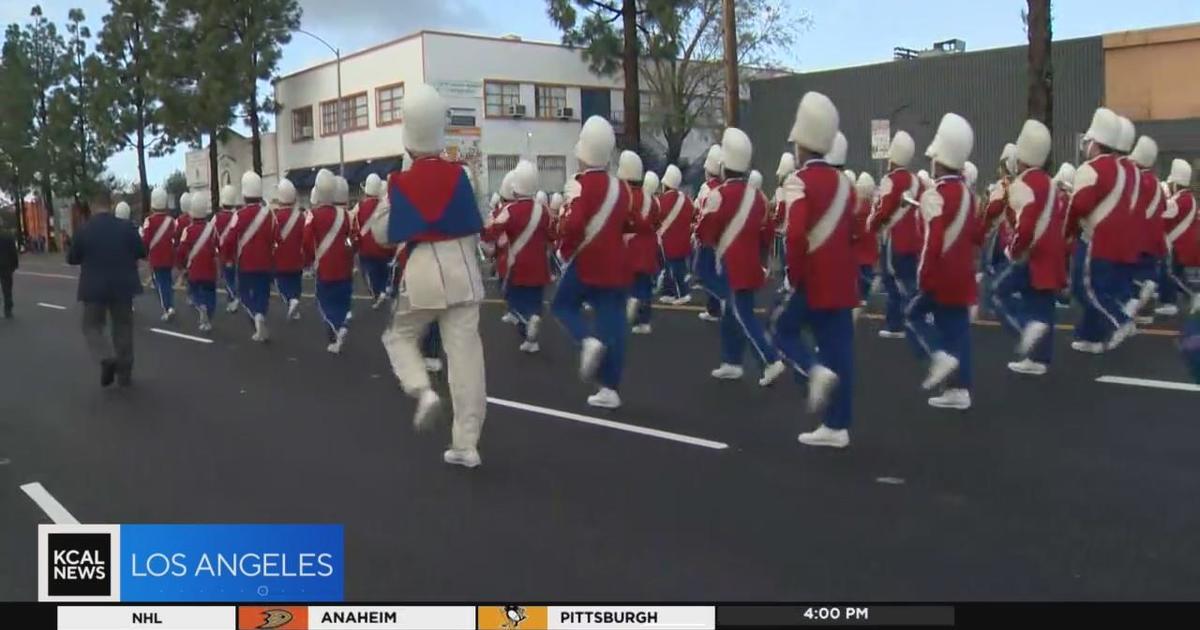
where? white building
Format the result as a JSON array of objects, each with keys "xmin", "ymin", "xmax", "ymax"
[
  {"xmin": 184, "ymin": 130, "xmax": 280, "ymax": 198},
  {"xmin": 268, "ymin": 29, "xmax": 735, "ymax": 201}
]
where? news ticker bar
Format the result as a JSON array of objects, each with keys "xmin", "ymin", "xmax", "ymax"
[{"xmin": 42, "ymin": 604, "xmax": 956, "ymax": 629}]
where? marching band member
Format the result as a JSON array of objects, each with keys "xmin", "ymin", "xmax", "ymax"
[
  {"xmin": 215, "ymin": 184, "xmax": 240, "ymax": 314},
  {"xmin": 355, "ymin": 173, "xmax": 396, "ymax": 310},
  {"xmin": 176, "ymin": 192, "xmax": 217, "ymax": 332},
  {"xmin": 769, "ymin": 92, "xmax": 857, "ymax": 447},
  {"xmin": 114, "ymin": 200, "xmax": 132, "ymax": 221},
  {"xmin": 990, "ymin": 120, "xmax": 1066, "ymax": 376},
  {"xmin": 852, "ymin": 172, "xmax": 878, "ymax": 302},
  {"xmin": 657, "ymin": 165, "xmax": 695, "ymax": 305},
  {"xmin": 867, "ymin": 131, "xmax": 920, "ymax": 338},
  {"xmin": 176, "ymin": 192, "xmax": 193, "ymax": 244},
  {"xmin": 304, "ymin": 170, "xmax": 354, "ymax": 354},
  {"xmin": 905, "ymin": 113, "xmax": 978, "ymax": 410},
  {"xmin": 1053, "ymin": 162, "xmax": 1077, "ymax": 309},
  {"xmin": 1130, "ymin": 135, "xmax": 1165, "ymax": 321},
  {"xmin": 619, "ymin": 152, "xmax": 659, "ymax": 334},
  {"xmin": 552, "ymin": 116, "xmax": 635, "ymax": 409},
  {"xmin": 772, "ymin": 153, "xmax": 796, "ymax": 284},
  {"xmin": 1114, "ymin": 117, "xmax": 1143, "ymax": 320},
  {"xmin": 220, "ymin": 171, "xmax": 275, "ymax": 342},
  {"xmin": 272, "ymin": 178, "xmax": 304, "ymax": 321},
  {"xmin": 695, "ymin": 145, "xmax": 724, "ymax": 322},
  {"xmin": 697, "ymin": 127, "xmax": 787, "ymax": 386},
  {"xmin": 548, "ymin": 192, "xmax": 565, "ymax": 280},
  {"xmin": 483, "ymin": 160, "xmax": 552, "ymax": 353},
  {"xmin": 976, "ymin": 144, "xmax": 1016, "ymax": 318},
  {"xmin": 376, "ymin": 84, "xmax": 487, "ymax": 468},
  {"xmin": 1067, "ymin": 108, "xmax": 1137, "ymax": 353},
  {"xmin": 141, "ymin": 187, "xmax": 176, "ymax": 322},
  {"xmin": 332, "ymin": 176, "xmax": 355, "ymax": 324},
  {"xmin": 1160, "ymin": 159, "xmax": 1198, "ymax": 315},
  {"xmin": 495, "ymin": 171, "xmax": 517, "ymax": 324}
]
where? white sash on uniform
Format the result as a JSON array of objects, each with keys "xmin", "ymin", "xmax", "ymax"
[
  {"xmin": 278, "ymin": 209, "xmax": 302, "ymax": 243},
  {"xmin": 657, "ymin": 193, "xmax": 686, "ymax": 240},
  {"xmin": 506, "ymin": 200, "xmax": 544, "ymax": 276},
  {"xmin": 148, "ymin": 215, "xmax": 175, "ymax": 252},
  {"xmin": 237, "ymin": 207, "xmax": 271, "ymax": 257},
  {"xmin": 714, "ymin": 184, "xmax": 758, "ymax": 269},
  {"xmin": 808, "ymin": 174, "xmax": 852, "ymax": 252},
  {"xmin": 567, "ymin": 175, "xmax": 621, "ymax": 265},
  {"xmin": 314, "ymin": 208, "xmax": 345, "ymax": 271},
  {"xmin": 187, "ymin": 222, "xmax": 215, "ymax": 268}
]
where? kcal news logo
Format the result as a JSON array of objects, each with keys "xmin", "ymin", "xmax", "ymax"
[{"xmin": 39, "ymin": 524, "xmax": 122, "ymax": 602}]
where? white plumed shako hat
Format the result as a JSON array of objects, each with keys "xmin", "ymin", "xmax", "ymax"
[
  {"xmin": 703, "ymin": 145, "xmax": 723, "ymax": 176},
  {"xmin": 662, "ymin": 164, "xmax": 683, "ymax": 190},
  {"xmin": 402, "ymin": 84, "xmax": 446, "ymax": 154},
  {"xmin": 928, "ymin": 113, "xmax": 974, "ymax": 171},
  {"xmin": 788, "ymin": 91, "xmax": 839, "ymax": 155},
  {"xmin": 887, "ymin": 131, "xmax": 915, "ymax": 167},
  {"xmin": 824, "ymin": 132, "xmax": 848, "ymax": 166},
  {"xmin": 114, "ymin": 201, "xmax": 131, "ymax": 220},
  {"xmin": 1084, "ymin": 108, "xmax": 1122, "ymax": 151},
  {"xmin": 720, "ymin": 127, "xmax": 752, "ymax": 173},
  {"xmin": 313, "ymin": 169, "xmax": 336, "ymax": 205},
  {"xmin": 1169, "ymin": 159, "xmax": 1192, "ymax": 187},
  {"xmin": 276, "ymin": 178, "xmax": 297, "ymax": 205},
  {"xmin": 855, "ymin": 172, "xmax": 876, "ymax": 198},
  {"xmin": 776, "ymin": 153, "xmax": 795, "ymax": 180},
  {"xmin": 575, "ymin": 116, "xmax": 616, "ymax": 168},
  {"xmin": 363, "ymin": 173, "xmax": 383, "ymax": 197},
  {"xmin": 511, "ymin": 160, "xmax": 539, "ymax": 197},
  {"xmin": 1116, "ymin": 117, "xmax": 1136, "ymax": 153},
  {"xmin": 1016, "ymin": 119, "xmax": 1052, "ymax": 169},
  {"xmin": 241, "ymin": 171, "xmax": 263, "ymax": 200},
  {"xmin": 617, "ymin": 150, "xmax": 644, "ymax": 182},
  {"xmin": 1131, "ymin": 136, "xmax": 1158, "ymax": 169},
  {"xmin": 150, "ymin": 187, "xmax": 168, "ymax": 211},
  {"xmin": 643, "ymin": 171, "xmax": 660, "ymax": 196}
]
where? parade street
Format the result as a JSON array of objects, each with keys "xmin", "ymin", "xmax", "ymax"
[{"xmin": 2, "ymin": 255, "xmax": 1198, "ymax": 603}]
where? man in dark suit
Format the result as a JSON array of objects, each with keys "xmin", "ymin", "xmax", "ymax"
[
  {"xmin": 67, "ymin": 203, "xmax": 146, "ymax": 387},
  {"xmin": 0, "ymin": 225, "xmax": 17, "ymax": 319}
]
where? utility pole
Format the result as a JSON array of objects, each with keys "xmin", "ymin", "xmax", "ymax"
[
  {"xmin": 722, "ymin": 0, "xmax": 739, "ymax": 128},
  {"xmin": 1026, "ymin": 0, "xmax": 1053, "ymax": 137}
]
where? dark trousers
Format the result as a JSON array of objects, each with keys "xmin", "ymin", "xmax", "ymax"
[
  {"xmin": 991, "ymin": 263, "xmax": 1056, "ymax": 364},
  {"xmin": 1, "ymin": 270, "xmax": 12, "ymax": 316},
  {"xmin": 905, "ymin": 292, "xmax": 973, "ymax": 391},
  {"xmin": 552, "ymin": 263, "xmax": 628, "ymax": 390},
  {"xmin": 82, "ymin": 299, "xmax": 134, "ymax": 374}
]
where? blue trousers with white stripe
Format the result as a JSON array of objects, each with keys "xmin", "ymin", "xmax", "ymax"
[
  {"xmin": 316, "ymin": 278, "xmax": 352, "ymax": 342},
  {"xmin": 275, "ymin": 271, "xmax": 302, "ymax": 304},
  {"xmin": 552, "ymin": 264, "xmax": 627, "ymax": 390},
  {"xmin": 991, "ymin": 263, "xmax": 1056, "ymax": 364},
  {"xmin": 237, "ymin": 271, "xmax": 271, "ymax": 321},
  {"xmin": 719, "ymin": 286, "xmax": 779, "ymax": 368},
  {"xmin": 770, "ymin": 290, "xmax": 855, "ymax": 429},
  {"xmin": 359, "ymin": 255, "xmax": 392, "ymax": 299},
  {"xmin": 694, "ymin": 246, "xmax": 723, "ymax": 318},
  {"xmin": 188, "ymin": 281, "xmax": 216, "ymax": 318},
  {"xmin": 505, "ymin": 284, "xmax": 545, "ymax": 340},
  {"xmin": 631, "ymin": 273, "xmax": 654, "ymax": 325},
  {"xmin": 152, "ymin": 267, "xmax": 175, "ymax": 313},
  {"xmin": 222, "ymin": 265, "xmax": 238, "ymax": 305},
  {"xmin": 882, "ymin": 241, "xmax": 917, "ymax": 333},
  {"xmin": 1070, "ymin": 241, "xmax": 1130, "ymax": 343},
  {"xmin": 905, "ymin": 292, "xmax": 973, "ymax": 391},
  {"xmin": 663, "ymin": 257, "xmax": 689, "ymax": 300}
]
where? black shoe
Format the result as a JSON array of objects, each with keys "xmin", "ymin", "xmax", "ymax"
[{"xmin": 100, "ymin": 360, "xmax": 116, "ymax": 388}]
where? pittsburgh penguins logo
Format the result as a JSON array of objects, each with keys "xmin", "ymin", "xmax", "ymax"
[
  {"xmin": 502, "ymin": 605, "xmax": 527, "ymax": 629},
  {"xmin": 256, "ymin": 609, "xmax": 294, "ymax": 629}
]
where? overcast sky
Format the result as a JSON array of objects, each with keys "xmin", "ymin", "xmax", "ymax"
[{"xmin": 5, "ymin": 0, "xmax": 1200, "ymax": 187}]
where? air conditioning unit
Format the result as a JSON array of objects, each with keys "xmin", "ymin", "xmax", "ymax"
[
  {"xmin": 507, "ymin": 104, "xmax": 527, "ymax": 118},
  {"xmin": 556, "ymin": 107, "xmax": 574, "ymax": 120}
]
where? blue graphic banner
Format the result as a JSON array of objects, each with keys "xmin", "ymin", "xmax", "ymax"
[{"xmin": 119, "ymin": 524, "xmax": 344, "ymax": 602}]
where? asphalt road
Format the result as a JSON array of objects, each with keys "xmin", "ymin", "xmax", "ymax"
[{"xmin": 2, "ymin": 254, "xmax": 1198, "ymax": 602}]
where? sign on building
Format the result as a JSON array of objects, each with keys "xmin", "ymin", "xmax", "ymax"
[
  {"xmin": 870, "ymin": 119, "xmax": 891, "ymax": 159},
  {"xmin": 432, "ymin": 80, "xmax": 484, "ymax": 100}
]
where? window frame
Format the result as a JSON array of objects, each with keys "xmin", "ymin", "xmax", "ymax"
[
  {"xmin": 291, "ymin": 105, "xmax": 314, "ymax": 142},
  {"xmin": 534, "ymin": 84, "xmax": 569, "ymax": 120},
  {"xmin": 320, "ymin": 92, "xmax": 370, "ymax": 137},
  {"xmin": 375, "ymin": 82, "xmax": 405, "ymax": 127},
  {"xmin": 484, "ymin": 80, "xmax": 523, "ymax": 118}
]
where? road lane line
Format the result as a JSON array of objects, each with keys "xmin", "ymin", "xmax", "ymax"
[
  {"xmin": 16, "ymin": 270, "xmax": 78, "ymax": 280},
  {"xmin": 150, "ymin": 328, "xmax": 214, "ymax": 344},
  {"xmin": 20, "ymin": 482, "xmax": 80, "ymax": 525},
  {"xmin": 36, "ymin": 302, "xmax": 67, "ymax": 310},
  {"xmin": 1096, "ymin": 376, "xmax": 1200, "ymax": 393},
  {"xmin": 487, "ymin": 397, "xmax": 729, "ymax": 450}
]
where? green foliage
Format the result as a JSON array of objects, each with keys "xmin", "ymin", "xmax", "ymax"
[
  {"xmin": 0, "ymin": 24, "xmax": 37, "ymax": 196},
  {"xmin": 163, "ymin": 169, "xmax": 187, "ymax": 200},
  {"xmin": 52, "ymin": 7, "xmax": 112, "ymax": 206}
]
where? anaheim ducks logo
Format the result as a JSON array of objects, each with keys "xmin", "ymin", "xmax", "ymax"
[
  {"xmin": 502, "ymin": 605, "xmax": 527, "ymax": 629},
  {"xmin": 256, "ymin": 609, "xmax": 294, "ymax": 629}
]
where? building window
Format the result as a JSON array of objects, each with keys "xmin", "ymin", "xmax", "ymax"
[
  {"xmin": 535, "ymin": 85, "xmax": 568, "ymax": 119},
  {"xmin": 537, "ymin": 155, "xmax": 567, "ymax": 192},
  {"xmin": 485, "ymin": 81, "xmax": 521, "ymax": 117},
  {"xmin": 640, "ymin": 92, "xmax": 654, "ymax": 123},
  {"xmin": 612, "ymin": 91, "xmax": 655, "ymax": 124},
  {"xmin": 376, "ymin": 83, "xmax": 404, "ymax": 126},
  {"xmin": 487, "ymin": 154, "xmax": 520, "ymax": 197},
  {"xmin": 321, "ymin": 93, "xmax": 369, "ymax": 136},
  {"xmin": 292, "ymin": 106, "xmax": 314, "ymax": 142}
]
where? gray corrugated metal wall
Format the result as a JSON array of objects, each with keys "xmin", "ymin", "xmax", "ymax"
[{"xmin": 745, "ymin": 36, "xmax": 1104, "ymax": 188}]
